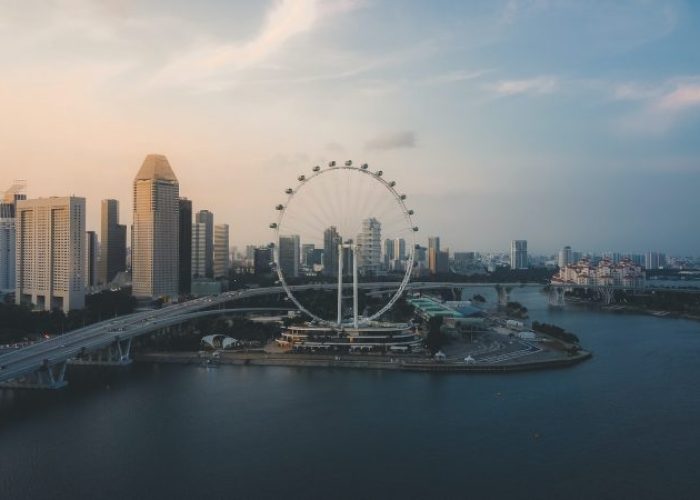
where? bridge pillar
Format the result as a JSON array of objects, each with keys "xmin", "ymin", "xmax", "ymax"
[
  {"xmin": 496, "ymin": 285, "xmax": 512, "ymax": 308},
  {"xmin": 0, "ymin": 361, "xmax": 69, "ymax": 390},
  {"xmin": 70, "ymin": 337, "xmax": 133, "ymax": 367},
  {"xmin": 600, "ymin": 287, "xmax": 614, "ymax": 306},
  {"xmin": 548, "ymin": 287, "xmax": 565, "ymax": 307}
]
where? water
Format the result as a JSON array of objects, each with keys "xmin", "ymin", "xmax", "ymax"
[{"xmin": 2, "ymin": 287, "xmax": 700, "ymax": 499}]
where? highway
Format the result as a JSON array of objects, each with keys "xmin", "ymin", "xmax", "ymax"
[{"xmin": 0, "ymin": 281, "xmax": 479, "ymax": 386}]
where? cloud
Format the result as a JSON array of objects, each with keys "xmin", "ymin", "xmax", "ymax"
[
  {"xmin": 419, "ymin": 69, "xmax": 491, "ymax": 86},
  {"xmin": 657, "ymin": 84, "xmax": 700, "ymax": 111},
  {"xmin": 365, "ymin": 131, "xmax": 416, "ymax": 151},
  {"xmin": 151, "ymin": 0, "xmax": 365, "ymax": 90},
  {"xmin": 490, "ymin": 76, "xmax": 557, "ymax": 96}
]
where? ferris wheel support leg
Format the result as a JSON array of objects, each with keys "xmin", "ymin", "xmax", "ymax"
[
  {"xmin": 337, "ymin": 243, "xmax": 343, "ymax": 326},
  {"xmin": 353, "ymin": 245, "xmax": 359, "ymax": 328}
]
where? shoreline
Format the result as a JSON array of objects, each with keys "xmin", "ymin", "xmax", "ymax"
[{"xmin": 135, "ymin": 349, "xmax": 592, "ymax": 374}]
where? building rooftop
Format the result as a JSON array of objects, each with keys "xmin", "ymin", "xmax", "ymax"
[{"xmin": 135, "ymin": 154, "xmax": 178, "ymax": 182}]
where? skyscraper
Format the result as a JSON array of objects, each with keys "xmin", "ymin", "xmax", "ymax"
[
  {"xmin": 357, "ymin": 217, "xmax": 381, "ymax": 275},
  {"xmin": 214, "ymin": 224, "xmax": 230, "ymax": 278},
  {"xmin": 393, "ymin": 238, "xmax": 406, "ymax": 262},
  {"xmin": 195, "ymin": 210, "xmax": 214, "ymax": 278},
  {"xmin": 645, "ymin": 252, "xmax": 666, "ymax": 270},
  {"xmin": 85, "ymin": 231, "xmax": 98, "ymax": 288},
  {"xmin": 192, "ymin": 222, "xmax": 207, "ymax": 278},
  {"xmin": 383, "ymin": 238, "xmax": 395, "ymax": 270},
  {"xmin": 99, "ymin": 199, "xmax": 126, "ymax": 285},
  {"xmin": 510, "ymin": 240, "xmax": 528, "ymax": 270},
  {"xmin": 254, "ymin": 247, "xmax": 272, "ymax": 275},
  {"xmin": 15, "ymin": 196, "xmax": 86, "ymax": 312},
  {"xmin": 301, "ymin": 243, "xmax": 315, "ymax": 268},
  {"xmin": 428, "ymin": 236, "xmax": 440, "ymax": 275},
  {"xmin": 558, "ymin": 246, "xmax": 572, "ymax": 268},
  {"xmin": 323, "ymin": 226, "xmax": 341, "ymax": 276},
  {"xmin": 178, "ymin": 198, "xmax": 192, "ymax": 294},
  {"xmin": 279, "ymin": 235, "xmax": 300, "ymax": 278},
  {"xmin": 0, "ymin": 181, "xmax": 26, "ymax": 293},
  {"xmin": 131, "ymin": 154, "xmax": 179, "ymax": 300}
]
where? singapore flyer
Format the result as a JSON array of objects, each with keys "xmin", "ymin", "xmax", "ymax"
[{"xmin": 270, "ymin": 160, "xmax": 418, "ymax": 329}]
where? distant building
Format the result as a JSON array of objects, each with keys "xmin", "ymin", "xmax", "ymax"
[
  {"xmin": 323, "ymin": 226, "xmax": 341, "ymax": 276},
  {"xmin": 301, "ymin": 243, "xmax": 315, "ymax": 268},
  {"xmin": 192, "ymin": 222, "xmax": 207, "ymax": 278},
  {"xmin": 428, "ymin": 237, "xmax": 440, "ymax": 275},
  {"xmin": 131, "ymin": 154, "xmax": 179, "ymax": 300},
  {"xmin": 214, "ymin": 224, "xmax": 230, "ymax": 278},
  {"xmin": 383, "ymin": 239, "xmax": 394, "ymax": 270},
  {"xmin": 357, "ymin": 218, "xmax": 381, "ymax": 275},
  {"xmin": 178, "ymin": 198, "xmax": 192, "ymax": 295},
  {"xmin": 0, "ymin": 181, "xmax": 26, "ymax": 293},
  {"xmin": 279, "ymin": 235, "xmax": 300, "ymax": 278},
  {"xmin": 554, "ymin": 257, "xmax": 645, "ymax": 288},
  {"xmin": 98, "ymin": 199, "xmax": 126, "ymax": 285},
  {"xmin": 16, "ymin": 196, "xmax": 86, "ymax": 312},
  {"xmin": 195, "ymin": 210, "xmax": 214, "ymax": 278},
  {"xmin": 510, "ymin": 240, "xmax": 528, "ymax": 270},
  {"xmin": 85, "ymin": 231, "xmax": 98, "ymax": 288},
  {"xmin": 645, "ymin": 252, "xmax": 666, "ymax": 270},
  {"xmin": 558, "ymin": 246, "xmax": 572, "ymax": 269},
  {"xmin": 254, "ymin": 247, "xmax": 272, "ymax": 275}
]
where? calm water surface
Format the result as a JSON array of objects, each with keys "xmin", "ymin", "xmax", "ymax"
[{"xmin": 1, "ymin": 287, "xmax": 699, "ymax": 499}]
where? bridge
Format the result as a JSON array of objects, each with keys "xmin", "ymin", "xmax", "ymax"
[
  {"xmin": 0, "ymin": 281, "xmax": 524, "ymax": 389},
  {"xmin": 547, "ymin": 281, "xmax": 700, "ymax": 306}
]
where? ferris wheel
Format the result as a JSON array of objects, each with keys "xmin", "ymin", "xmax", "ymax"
[{"xmin": 270, "ymin": 160, "xmax": 418, "ymax": 327}]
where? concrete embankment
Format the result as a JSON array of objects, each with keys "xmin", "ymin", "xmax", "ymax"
[{"xmin": 135, "ymin": 350, "xmax": 592, "ymax": 374}]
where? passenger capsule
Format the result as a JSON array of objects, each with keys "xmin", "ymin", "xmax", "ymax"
[
  {"xmin": 285, "ymin": 188, "xmax": 293, "ymax": 194},
  {"xmin": 361, "ymin": 163, "xmax": 369, "ymax": 170},
  {"xmin": 388, "ymin": 181, "xmax": 396, "ymax": 187},
  {"xmin": 329, "ymin": 161, "xmax": 336, "ymax": 167},
  {"xmin": 412, "ymin": 226, "xmax": 419, "ymax": 232},
  {"xmin": 312, "ymin": 165, "xmax": 321, "ymax": 172},
  {"xmin": 298, "ymin": 175, "xmax": 306, "ymax": 181},
  {"xmin": 275, "ymin": 204, "xmax": 284, "ymax": 210},
  {"xmin": 345, "ymin": 160, "xmax": 352, "ymax": 166},
  {"xmin": 400, "ymin": 194, "xmax": 407, "ymax": 200},
  {"xmin": 375, "ymin": 170, "xmax": 383, "ymax": 177},
  {"xmin": 269, "ymin": 223, "xmax": 278, "ymax": 229},
  {"xmin": 408, "ymin": 210, "xmax": 414, "ymax": 215}
]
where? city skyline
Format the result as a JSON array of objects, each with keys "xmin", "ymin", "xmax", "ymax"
[{"xmin": 1, "ymin": 1, "xmax": 699, "ymax": 254}]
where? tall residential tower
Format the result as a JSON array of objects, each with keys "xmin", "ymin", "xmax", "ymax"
[{"xmin": 99, "ymin": 199, "xmax": 126, "ymax": 284}]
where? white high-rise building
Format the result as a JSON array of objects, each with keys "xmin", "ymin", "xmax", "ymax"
[
  {"xmin": 213, "ymin": 224, "xmax": 230, "ymax": 278},
  {"xmin": 510, "ymin": 240, "xmax": 528, "ymax": 270},
  {"xmin": 15, "ymin": 196, "xmax": 86, "ymax": 312},
  {"xmin": 357, "ymin": 218, "xmax": 381, "ymax": 275},
  {"xmin": 0, "ymin": 181, "xmax": 26, "ymax": 293},
  {"xmin": 558, "ymin": 246, "xmax": 572, "ymax": 268},
  {"xmin": 132, "ymin": 154, "xmax": 179, "ymax": 300}
]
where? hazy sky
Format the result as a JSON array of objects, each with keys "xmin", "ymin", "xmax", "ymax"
[{"xmin": 1, "ymin": 0, "xmax": 699, "ymax": 255}]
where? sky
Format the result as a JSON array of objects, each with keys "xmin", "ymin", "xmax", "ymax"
[{"xmin": 1, "ymin": 0, "xmax": 699, "ymax": 255}]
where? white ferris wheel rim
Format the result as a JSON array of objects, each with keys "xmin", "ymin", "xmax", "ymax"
[{"xmin": 271, "ymin": 162, "xmax": 417, "ymax": 326}]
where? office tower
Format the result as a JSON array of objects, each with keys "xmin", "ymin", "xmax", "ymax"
[
  {"xmin": 558, "ymin": 246, "xmax": 572, "ymax": 268},
  {"xmin": 357, "ymin": 218, "xmax": 381, "ymax": 275},
  {"xmin": 0, "ymin": 181, "xmax": 26, "ymax": 293},
  {"xmin": 254, "ymin": 247, "xmax": 272, "ymax": 275},
  {"xmin": 279, "ymin": 235, "xmax": 300, "ymax": 278},
  {"xmin": 645, "ymin": 252, "xmax": 666, "ymax": 270},
  {"xmin": 428, "ymin": 236, "xmax": 440, "ymax": 274},
  {"xmin": 214, "ymin": 224, "xmax": 230, "ymax": 278},
  {"xmin": 393, "ymin": 238, "xmax": 406, "ymax": 261},
  {"xmin": 195, "ymin": 210, "xmax": 214, "ymax": 278},
  {"xmin": 84, "ymin": 231, "xmax": 98, "ymax": 288},
  {"xmin": 192, "ymin": 222, "xmax": 207, "ymax": 278},
  {"xmin": 132, "ymin": 154, "xmax": 179, "ymax": 300},
  {"xmin": 510, "ymin": 240, "xmax": 528, "ymax": 270},
  {"xmin": 15, "ymin": 196, "xmax": 86, "ymax": 312},
  {"xmin": 437, "ymin": 250, "xmax": 450, "ymax": 273},
  {"xmin": 383, "ymin": 239, "xmax": 395, "ymax": 270},
  {"xmin": 301, "ymin": 243, "xmax": 315, "ymax": 267},
  {"xmin": 178, "ymin": 198, "xmax": 192, "ymax": 294},
  {"xmin": 309, "ymin": 248, "xmax": 324, "ymax": 268},
  {"xmin": 323, "ymin": 226, "xmax": 341, "ymax": 276},
  {"xmin": 98, "ymin": 199, "xmax": 126, "ymax": 285},
  {"xmin": 602, "ymin": 251, "xmax": 622, "ymax": 264}
]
